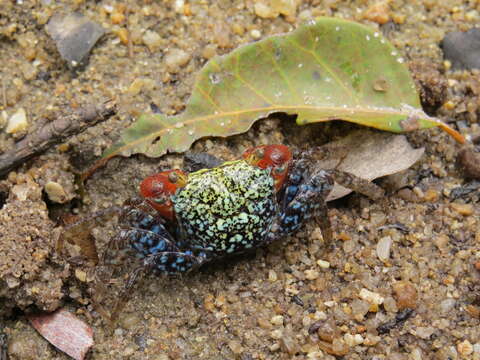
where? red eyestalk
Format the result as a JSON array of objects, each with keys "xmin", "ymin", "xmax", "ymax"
[
  {"xmin": 139, "ymin": 169, "xmax": 187, "ymax": 221},
  {"xmin": 242, "ymin": 144, "xmax": 292, "ymax": 191}
]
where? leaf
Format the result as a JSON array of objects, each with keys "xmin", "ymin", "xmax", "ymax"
[
  {"xmin": 87, "ymin": 17, "xmax": 464, "ymax": 178},
  {"xmin": 313, "ymin": 129, "xmax": 425, "ymax": 201},
  {"xmin": 29, "ymin": 309, "xmax": 94, "ymax": 360}
]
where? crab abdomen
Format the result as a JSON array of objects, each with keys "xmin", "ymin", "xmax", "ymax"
[{"xmin": 172, "ymin": 160, "xmax": 276, "ymax": 255}]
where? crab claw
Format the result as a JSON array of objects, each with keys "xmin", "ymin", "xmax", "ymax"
[
  {"xmin": 242, "ymin": 145, "xmax": 292, "ymax": 191},
  {"xmin": 140, "ymin": 169, "xmax": 187, "ymax": 221}
]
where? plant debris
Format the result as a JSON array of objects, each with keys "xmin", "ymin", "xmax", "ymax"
[{"xmin": 29, "ymin": 309, "xmax": 94, "ymax": 360}]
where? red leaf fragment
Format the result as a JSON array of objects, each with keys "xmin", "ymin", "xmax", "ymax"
[{"xmin": 28, "ymin": 309, "xmax": 94, "ymax": 360}]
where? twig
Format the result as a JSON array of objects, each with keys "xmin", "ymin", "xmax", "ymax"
[{"xmin": 0, "ymin": 100, "xmax": 117, "ymax": 177}]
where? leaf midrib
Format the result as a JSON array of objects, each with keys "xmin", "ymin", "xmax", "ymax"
[{"xmin": 114, "ymin": 104, "xmax": 411, "ymax": 155}]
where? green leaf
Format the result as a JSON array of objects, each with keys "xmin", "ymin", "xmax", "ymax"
[{"xmin": 88, "ymin": 17, "xmax": 464, "ymax": 178}]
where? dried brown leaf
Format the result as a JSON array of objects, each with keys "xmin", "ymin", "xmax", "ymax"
[
  {"xmin": 318, "ymin": 130, "xmax": 425, "ymax": 201},
  {"xmin": 29, "ymin": 309, "xmax": 93, "ymax": 360}
]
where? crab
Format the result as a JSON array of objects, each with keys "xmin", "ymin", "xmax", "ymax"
[
  {"xmin": 64, "ymin": 144, "xmax": 385, "ymax": 319},
  {"xmin": 114, "ymin": 144, "xmax": 385, "ymax": 276}
]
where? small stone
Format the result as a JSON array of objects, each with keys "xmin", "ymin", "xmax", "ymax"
[
  {"xmin": 305, "ymin": 269, "xmax": 319, "ymax": 280},
  {"xmin": 271, "ymin": 315, "xmax": 284, "ymax": 326},
  {"xmin": 271, "ymin": 0, "xmax": 298, "ymax": 17},
  {"xmin": 424, "ymin": 188, "xmax": 439, "ymax": 202},
  {"xmin": 201, "ymin": 44, "xmax": 217, "ymax": 60},
  {"xmin": 21, "ymin": 63, "xmax": 38, "ymax": 81},
  {"xmin": 6, "ymin": 108, "xmax": 28, "ymax": 135},
  {"xmin": 350, "ymin": 299, "xmax": 370, "ymax": 321},
  {"xmin": 316, "ymin": 321, "xmax": 340, "ymax": 343},
  {"xmin": 228, "ymin": 340, "xmax": 243, "ymax": 354},
  {"xmin": 383, "ymin": 296, "xmax": 398, "ymax": 313},
  {"xmin": 331, "ymin": 338, "xmax": 349, "ymax": 356},
  {"xmin": 363, "ymin": 1, "xmax": 390, "ymax": 24},
  {"xmin": 441, "ymin": 29, "xmax": 480, "ymax": 70},
  {"xmin": 46, "ymin": 12, "xmax": 105, "ymax": 67},
  {"xmin": 268, "ymin": 269, "xmax": 278, "ymax": 282},
  {"xmin": 280, "ymin": 332, "xmax": 300, "ymax": 355},
  {"xmin": 115, "ymin": 27, "xmax": 129, "ymax": 45},
  {"xmin": 128, "ymin": 78, "xmax": 144, "ymax": 95},
  {"xmin": 254, "ymin": 3, "xmax": 277, "ymax": 18},
  {"xmin": 142, "ymin": 30, "xmax": 162, "ymax": 52},
  {"xmin": 317, "ymin": 260, "xmax": 330, "ymax": 268},
  {"xmin": 343, "ymin": 333, "xmax": 356, "ymax": 347},
  {"xmin": 258, "ymin": 317, "xmax": 272, "ymax": 329},
  {"xmin": 74, "ymin": 269, "xmax": 87, "ymax": 282},
  {"xmin": 363, "ymin": 334, "xmax": 380, "ymax": 346},
  {"xmin": 306, "ymin": 351, "xmax": 324, "ymax": 360},
  {"xmin": 393, "ymin": 281, "xmax": 417, "ymax": 310},
  {"xmin": 450, "ymin": 203, "xmax": 474, "ymax": 216},
  {"xmin": 110, "ymin": 12, "xmax": 125, "ymax": 24},
  {"xmin": 250, "ymin": 29, "xmax": 262, "ymax": 40},
  {"xmin": 44, "ymin": 181, "xmax": 67, "ymax": 203},
  {"xmin": 457, "ymin": 340, "xmax": 473, "ymax": 356},
  {"xmin": 413, "ymin": 326, "xmax": 435, "ymax": 340},
  {"xmin": 359, "ymin": 288, "xmax": 384, "ymax": 305},
  {"xmin": 353, "ymin": 334, "xmax": 364, "ymax": 345},
  {"xmin": 466, "ymin": 304, "xmax": 480, "ymax": 319},
  {"xmin": 123, "ymin": 347, "xmax": 135, "ymax": 356},
  {"xmin": 376, "ymin": 236, "xmax": 392, "ymax": 262},
  {"xmin": 410, "ymin": 348, "xmax": 423, "ymax": 360},
  {"xmin": 270, "ymin": 329, "xmax": 283, "ymax": 339},
  {"xmin": 164, "ymin": 48, "xmax": 191, "ymax": 72},
  {"xmin": 439, "ymin": 299, "xmax": 456, "ymax": 314}
]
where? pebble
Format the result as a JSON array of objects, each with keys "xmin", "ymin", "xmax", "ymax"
[
  {"xmin": 250, "ymin": 29, "xmax": 262, "ymax": 40},
  {"xmin": 142, "ymin": 30, "xmax": 162, "ymax": 52},
  {"xmin": 201, "ymin": 44, "xmax": 217, "ymax": 60},
  {"xmin": 359, "ymin": 288, "xmax": 384, "ymax": 305},
  {"xmin": 271, "ymin": 315, "xmax": 284, "ymax": 326},
  {"xmin": 74, "ymin": 269, "xmax": 87, "ymax": 282},
  {"xmin": 442, "ymin": 29, "xmax": 480, "ymax": 70},
  {"xmin": 228, "ymin": 340, "xmax": 243, "ymax": 354},
  {"xmin": 393, "ymin": 281, "xmax": 417, "ymax": 310},
  {"xmin": 46, "ymin": 12, "xmax": 105, "ymax": 67},
  {"xmin": 344, "ymin": 333, "xmax": 363, "ymax": 347},
  {"xmin": 413, "ymin": 326, "xmax": 435, "ymax": 339},
  {"xmin": 450, "ymin": 202, "xmax": 474, "ymax": 216},
  {"xmin": 254, "ymin": 3, "xmax": 277, "ymax": 18},
  {"xmin": 306, "ymin": 351, "xmax": 324, "ymax": 360},
  {"xmin": 363, "ymin": 2, "xmax": 390, "ymax": 24},
  {"xmin": 271, "ymin": 0, "xmax": 298, "ymax": 17},
  {"xmin": 350, "ymin": 299, "xmax": 370, "ymax": 321},
  {"xmin": 457, "ymin": 340, "xmax": 473, "ymax": 356},
  {"xmin": 44, "ymin": 181, "xmax": 67, "ymax": 203},
  {"xmin": 268, "ymin": 269, "xmax": 278, "ymax": 282},
  {"xmin": 280, "ymin": 332, "xmax": 300, "ymax": 355},
  {"xmin": 164, "ymin": 48, "xmax": 191, "ymax": 72},
  {"xmin": 6, "ymin": 108, "xmax": 28, "ymax": 135},
  {"xmin": 270, "ymin": 329, "xmax": 283, "ymax": 339},
  {"xmin": 304, "ymin": 269, "xmax": 319, "ymax": 280},
  {"xmin": 317, "ymin": 260, "xmax": 330, "ymax": 268},
  {"xmin": 410, "ymin": 348, "xmax": 423, "ymax": 360},
  {"xmin": 439, "ymin": 298, "xmax": 456, "ymax": 314},
  {"xmin": 376, "ymin": 236, "xmax": 392, "ymax": 262}
]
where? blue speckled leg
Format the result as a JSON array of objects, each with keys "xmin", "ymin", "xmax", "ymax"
[
  {"xmin": 143, "ymin": 251, "xmax": 209, "ymax": 274},
  {"xmin": 266, "ymin": 159, "xmax": 335, "ymax": 244},
  {"xmin": 117, "ymin": 200, "xmax": 211, "ymax": 274}
]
